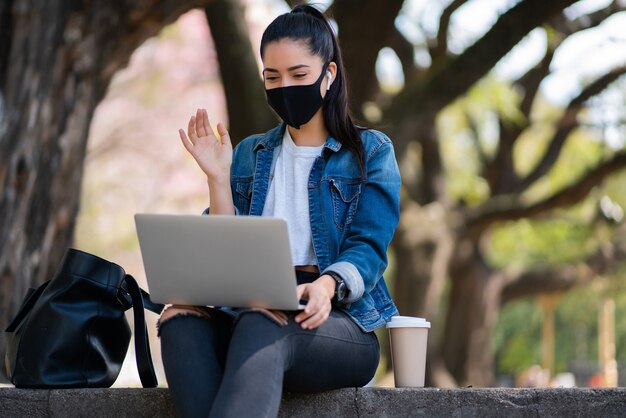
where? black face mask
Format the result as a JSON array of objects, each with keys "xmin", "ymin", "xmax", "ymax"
[{"xmin": 265, "ymin": 62, "xmax": 330, "ymax": 129}]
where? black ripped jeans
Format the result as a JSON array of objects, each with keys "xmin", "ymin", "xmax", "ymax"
[{"xmin": 158, "ymin": 272, "xmax": 380, "ymax": 418}]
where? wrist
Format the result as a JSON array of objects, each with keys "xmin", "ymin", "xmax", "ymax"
[
  {"xmin": 324, "ymin": 271, "xmax": 348, "ymax": 303},
  {"xmin": 316, "ymin": 275, "xmax": 336, "ymax": 300},
  {"xmin": 207, "ymin": 173, "xmax": 230, "ymax": 188}
]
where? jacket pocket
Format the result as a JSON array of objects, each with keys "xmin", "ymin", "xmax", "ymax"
[
  {"xmin": 233, "ymin": 179, "xmax": 253, "ymax": 215},
  {"xmin": 330, "ymin": 179, "xmax": 362, "ymax": 230}
]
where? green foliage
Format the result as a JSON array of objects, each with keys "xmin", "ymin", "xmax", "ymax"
[
  {"xmin": 159, "ymin": 23, "xmax": 180, "ymax": 40},
  {"xmin": 521, "ymin": 128, "xmax": 606, "ymax": 201},
  {"xmin": 492, "ymin": 298, "xmax": 542, "ymax": 375},
  {"xmin": 603, "ymin": 170, "xmax": 626, "ymax": 209},
  {"xmin": 484, "ymin": 128, "xmax": 614, "ymax": 270},
  {"xmin": 442, "ymin": 72, "xmax": 626, "ymax": 381},
  {"xmin": 495, "ymin": 279, "xmax": 626, "ymax": 379},
  {"xmin": 485, "ymin": 154, "xmax": 625, "ymax": 274},
  {"xmin": 553, "ymin": 286, "xmax": 601, "ymax": 373},
  {"xmin": 512, "ymin": 96, "xmax": 563, "ymax": 176},
  {"xmin": 438, "ymin": 75, "xmax": 615, "ymax": 210},
  {"xmin": 438, "ymin": 76, "xmax": 525, "ymax": 205},
  {"xmin": 487, "ymin": 217, "xmax": 596, "ymax": 269}
]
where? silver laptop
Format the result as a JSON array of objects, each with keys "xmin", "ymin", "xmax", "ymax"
[{"xmin": 134, "ymin": 214, "xmax": 306, "ymax": 310}]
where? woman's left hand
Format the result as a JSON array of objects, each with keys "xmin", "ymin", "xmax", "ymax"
[{"xmin": 295, "ymin": 275, "xmax": 335, "ymax": 330}]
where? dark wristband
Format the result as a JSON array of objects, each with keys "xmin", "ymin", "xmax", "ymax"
[{"xmin": 325, "ymin": 271, "xmax": 348, "ymax": 302}]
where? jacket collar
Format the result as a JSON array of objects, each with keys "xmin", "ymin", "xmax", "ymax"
[{"xmin": 253, "ymin": 123, "xmax": 342, "ymax": 153}]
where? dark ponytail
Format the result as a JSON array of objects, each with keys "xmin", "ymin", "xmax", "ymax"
[{"xmin": 260, "ymin": 4, "xmax": 366, "ymax": 179}]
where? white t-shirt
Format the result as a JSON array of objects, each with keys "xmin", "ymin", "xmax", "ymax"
[{"xmin": 262, "ymin": 128, "xmax": 324, "ymax": 266}]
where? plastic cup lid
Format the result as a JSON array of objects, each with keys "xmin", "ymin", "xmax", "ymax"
[{"xmin": 386, "ymin": 315, "xmax": 431, "ymax": 328}]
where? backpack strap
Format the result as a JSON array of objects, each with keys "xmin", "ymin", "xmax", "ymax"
[
  {"xmin": 118, "ymin": 283, "xmax": 164, "ymax": 315},
  {"xmin": 123, "ymin": 274, "xmax": 163, "ymax": 388},
  {"xmin": 140, "ymin": 288, "xmax": 165, "ymax": 315}
]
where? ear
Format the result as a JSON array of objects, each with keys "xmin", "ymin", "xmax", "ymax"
[{"xmin": 326, "ymin": 61, "xmax": 337, "ymax": 91}]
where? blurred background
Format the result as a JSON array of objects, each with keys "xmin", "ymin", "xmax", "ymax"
[{"xmin": 2, "ymin": 0, "xmax": 626, "ymax": 389}]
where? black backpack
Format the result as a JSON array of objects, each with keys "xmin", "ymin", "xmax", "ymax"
[{"xmin": 5, "ymin": 248, "xmax": 164, "ymax": 388}]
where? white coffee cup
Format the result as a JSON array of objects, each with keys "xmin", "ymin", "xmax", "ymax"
[{"xmin": 386, "ymin": 315, "xmax": 431, "ymax": 387}]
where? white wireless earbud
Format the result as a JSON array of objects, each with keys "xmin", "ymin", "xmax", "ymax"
[{"xmin": 326, "ymin": 72, "xmax": 332, "ymax": 91}]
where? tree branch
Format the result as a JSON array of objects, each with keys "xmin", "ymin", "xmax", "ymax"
[
  {"xmin": 97, "ymin": 0, "xmax": 216, "ymax": 94},
  {"xmin": 387, "ymin": 26, "xmax": 418, "ymax": 83},
  {"xmin": 516, "ymin": 65, "xmax": 626, "ymax": 192},
  {"xmin": 376, "ymin": 0, "xmax": 577, "ymax": 206},
  {"xmin": 431, "ymin": 0, "xmax": 468, "ymax": 59},
  {"xmin": 551, "ymin": 0, "xmax": 626, "ymax": 34},
  {"xmin": 484, "ymin": 0, "xmax": 626, "ymax": 196},
  {"xmin": 466, "ymin": 110, "xmax": 488, "ymax": 168},
  {"xmin": 465, "ymin": 150, "xmax": 626, "ymax": 233},
  {"xmin": 482, "ymin": 36, "xmax": 555, "ymax": 195},
  {"xmin": 503, "ymin": 3, "xmax": 626, "ymax": 194},
  {"xmin": 516, "ymin": 39, "xmax": 556, "ymax": 119},
  {"xmin": 500, "ymin": 226, "xmax": 626, "ymax": 304},
  {"xmin": 386, "ymin": 0, "xmax": 577, "ymax": 136}
]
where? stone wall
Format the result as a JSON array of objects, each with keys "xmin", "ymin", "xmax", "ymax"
[{"xmin": 1, "ymin": 387, "xmax": 625, "ymax": 417}]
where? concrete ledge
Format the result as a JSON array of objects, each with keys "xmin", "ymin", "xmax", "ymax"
[{"xmin": 1, "ymin": 387, "xmax": 626, "ymax": 417}]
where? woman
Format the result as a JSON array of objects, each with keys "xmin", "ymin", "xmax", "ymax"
[{"xmin": 158, "ymin": 5, "xmax": 401, "ymax": 417}]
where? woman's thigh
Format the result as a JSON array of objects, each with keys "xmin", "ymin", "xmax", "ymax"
[
  {"xmin": 222, "ymin": 309, "xmax": 379, "ymax": 391},
  {"xmin": 158, "ymin": 306, "xmax": 235, "ymax": 365},
  {"xmin": 282, "ymin": 309, "xmax": 380, "ymax": 392}
]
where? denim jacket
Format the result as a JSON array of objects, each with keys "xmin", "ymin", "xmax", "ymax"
[{"xmin": 224, "ymin": 123, "xmax": 400, "ymax": 332}]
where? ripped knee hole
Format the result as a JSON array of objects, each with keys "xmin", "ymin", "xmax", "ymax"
[{"xmin": 158, "ymin": 306, "xmax": 212, "ymax": 326}]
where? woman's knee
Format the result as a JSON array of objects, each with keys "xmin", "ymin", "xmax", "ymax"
[
  {"xmin": 231, "ymin": 310, "xmax": 286, "ymax": 345},
  {"xmin": 227, "ymin": 311, "xmax": 289, "ymax": 369},
  {"xmin": 157, "ymin": 305, "xmax": 212, "ymax": 332},
  {"xmin": 234, "ymin": 310, "xmax": 283, "ymax": 330}
]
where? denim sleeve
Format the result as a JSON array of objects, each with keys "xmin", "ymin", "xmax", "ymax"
[{"xmin": 322, "ymin": 141, "xmax": 401, "ymax": 303}]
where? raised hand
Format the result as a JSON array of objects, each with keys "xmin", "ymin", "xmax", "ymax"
[{"xmin": 179, "ymin": 108, "xmax": 232, "ymax": 182}]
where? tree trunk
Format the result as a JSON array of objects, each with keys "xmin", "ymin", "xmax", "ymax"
[
  {"xmin": 393, "ymin": 230, "xmax": 460, "ymax": 388},
  {"xmin": 441, "ymin": 239, "xmax": 503, "ymax": 387},
  {"xmin": 0, "ymin": 0, "xmax": 212, "ymax": 381},
  {"xmin": 392, "ymin": 237, "xmax": 434, "ymax": 318},
  {"xmin": 332, "ymin": 0, "xmax": 405, "ymax": 120},
  {"xmin": 392, "ymin": 197, "xmax": 459, "ymax": 386},
  {"xmin": 205, "ymin": 0, "xmax": 276, "ymax": 144}
]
